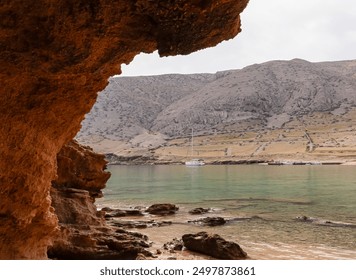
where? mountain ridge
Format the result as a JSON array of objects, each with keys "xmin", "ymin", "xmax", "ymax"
[{"xmin": 77, "ymin": 58, "xmax": 356, "ymax": 142}]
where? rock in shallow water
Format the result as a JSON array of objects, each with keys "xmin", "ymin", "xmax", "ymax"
[
  {"xmin": 295, "ymin": 215, "xmax": 356, "ymax": 228},
  {"xmin": 189, "ymin": 207, "xmax": 211, "ymax": 215},
  {"xmin": 146, "ymin": 204, "xmax": 179, "ymax": 215},
  {"xmin": 188, "ymin": 217, "xmax": 227, "ymax": 226}
]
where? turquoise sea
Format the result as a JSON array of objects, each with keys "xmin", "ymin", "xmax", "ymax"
[{"xmin": 97, "ymin": 165, "xmax": 356, "ymax": 259}]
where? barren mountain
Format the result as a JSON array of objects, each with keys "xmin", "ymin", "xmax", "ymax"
[
  {"xmin": 77, "ymin": 59, "xmax": 356, "ymax": 163},
  {"xmin": 77, "ymin": 73, "xmax": 215, "ymax": 140},
  {"xmin": 78, "ymin": 59, "xmax": 356, "ymax": 138}
]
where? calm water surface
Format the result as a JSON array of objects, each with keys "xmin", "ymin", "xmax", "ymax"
[{"xmin": 98, "ymin": 165, "xmax": 356, "ymax": 259}]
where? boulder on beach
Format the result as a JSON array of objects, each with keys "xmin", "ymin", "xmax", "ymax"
[
  {"xmin": 189, "ymin": 207, "xmax": 211, "ymax": 215},
  {"xmin": 163, "ymin": 238, "xmax": 184, "ymax": 251},
  {"xmin": 188, "ymin": 217, "xmax": 227, "ymax": 226},
  {"xmin": 182, "ymin": 232, "xmax": 247, "ymax": 260},
  {"xmin": 146, "ymin": 204, "xmax": 179, "ymax": 215}
]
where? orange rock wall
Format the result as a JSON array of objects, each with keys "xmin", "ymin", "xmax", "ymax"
[
  {"xmin": 52, "ymin": 140, "xmax": 110, "ymax": 225},
  {"xmin": 0, "ymin": 0, "xmax": 249, "ymax": 259}
]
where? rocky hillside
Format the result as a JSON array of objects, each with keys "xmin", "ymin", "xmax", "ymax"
[
  {"xmin": 77, "ymin": 73, "xmax": 216, "ymax": 140},
  {"xmin": 77, "ymin": 59, "xmax": 356, "ymax": 142}
]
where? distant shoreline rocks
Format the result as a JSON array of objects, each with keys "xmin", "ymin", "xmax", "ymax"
[{"xmin": 104, "ymin": 152, "xmax": 346, "ymax": 166}]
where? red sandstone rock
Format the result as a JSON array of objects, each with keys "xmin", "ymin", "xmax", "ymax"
[
  {"xmin": 54, "ymin": 140, "xmax": 110, "ymax": 198},
  {"xmin": 51, "ymin": 140, "xmax": 109, "ymax": 226},
  {"xmin": 49, "ymin": 141, "xmax": 152, "ymax": 259},
  {"xmin": 0, "ymin": 0, "xmax": 249, "ymax": 259}
]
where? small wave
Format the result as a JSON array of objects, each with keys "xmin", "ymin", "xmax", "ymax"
[
  {"xmin": 295, "ymin": 216, "xmax": 356, "ymax": 228},
  {"xmin": 202, "ymin": 197, "xmax": 313, "ymax": 205}
]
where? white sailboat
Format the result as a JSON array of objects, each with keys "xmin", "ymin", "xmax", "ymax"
[
  {"xmin": 185, "ymin": 158, "xmax": 205, "ymax": 166},
  {"xmin": 185, "ymin": 128, "xmax": 205, "ymax": 166}
]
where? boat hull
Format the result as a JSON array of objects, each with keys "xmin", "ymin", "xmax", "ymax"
[{"xmin": 185, "ymin": 159, "xmax": 205, "ymax": 166}]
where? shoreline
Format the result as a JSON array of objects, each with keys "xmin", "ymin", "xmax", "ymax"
[
  {"xmin": 99, "ymin": 203, "xmax": 356, "ymax": 260},
  {"xmin": 103, "ymin": 150, "xmax": 356, "ymax": 166},
  {"xmin": 106, "ymin": 160, "xmax": 351, "ymax": 166}
]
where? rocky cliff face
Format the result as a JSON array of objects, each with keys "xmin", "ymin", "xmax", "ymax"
[
  {"xmin": 0, "ymin": 0, "xmax": 249, "ymax": 259},
  {"xmin": 49, "ymin": 141, "xmax": 152, "ymax": 260},
  {"xmin": 51, "ymin": 140, "xmax": 110, "ymax": 226}
]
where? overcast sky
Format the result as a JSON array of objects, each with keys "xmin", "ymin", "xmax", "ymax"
[{"xmin": 120, "ymin": 0, "xmax": 356, "ymax": 76}]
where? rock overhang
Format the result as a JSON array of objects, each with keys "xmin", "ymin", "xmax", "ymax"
[{"xmin": 0, "ymin": 0, "xmax": 250, "ymax": 259}]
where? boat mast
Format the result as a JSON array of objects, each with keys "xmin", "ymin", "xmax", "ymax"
[{"xmin": 191, "ymin": 127, "xmax": 194, "ymax": 157}]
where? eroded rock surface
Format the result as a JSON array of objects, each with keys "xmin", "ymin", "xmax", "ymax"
[
  {"xmin": 47, "ymin": 225, "xmax": 153, "ymax": 260},
  {"xmin": 51, "ymin": 140, "xmax": 109, "ymax": 226},
  {"xmin": 0, "ymin": 0, "xmax": 249, "ymax": 259},
  {"xmin": 49, "ymin": 140, "xmax": 153, "ymax": 259}
]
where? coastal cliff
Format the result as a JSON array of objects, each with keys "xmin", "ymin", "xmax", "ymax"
[{"xmin": 0, "ymin": 0, "xmax": 250, "ymax": 259}]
